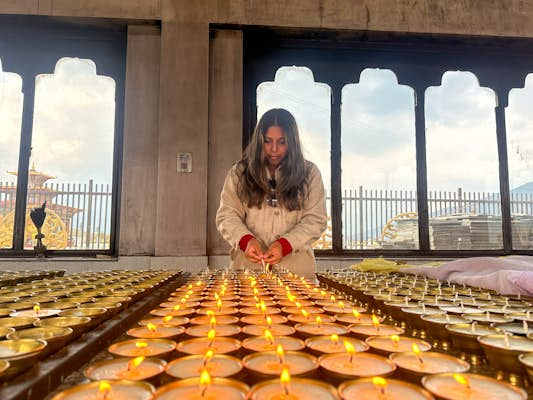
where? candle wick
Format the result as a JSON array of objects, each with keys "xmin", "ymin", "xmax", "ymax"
[
  {"xmin": 380, "ymin": 387, "xmax": 385, "ymax": 395},
  {"xmin": 201, "ymin": 385, "xmax": 208, "ymax": 397},
  {"xmin": 283, "ymin": 383, "xmax": 289, "ymax": 396}
]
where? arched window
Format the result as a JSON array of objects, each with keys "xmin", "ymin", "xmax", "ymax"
[
  {"xmin": 341, "ymin": 68, "xmax": 417, "ymax": 250},
  {"xmin": 426, "ymin": 71, "xmax": 501, "ymax": 250}
]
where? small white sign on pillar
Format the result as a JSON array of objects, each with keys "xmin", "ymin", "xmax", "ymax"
[{"xmin": 177, "ymin": 152, "xmax": 192, "ymax": 173}]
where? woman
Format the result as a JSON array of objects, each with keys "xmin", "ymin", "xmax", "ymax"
[{"xmin": 216, "ymin": 108, "xmax": 327, "ymax": 279}]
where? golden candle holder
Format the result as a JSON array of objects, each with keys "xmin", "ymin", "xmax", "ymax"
[
  {"xmin": 165, "ymin": 354, "xmax": 243, "ymax": 379},
  {"xmin": 478, "ymin": 334, "xmax": 533, "ymax": 374},
  {"xmin": 338, "ymin": 377, "xmax": 434, "ymax": 400},
  {"xmin": 7, "ymin": 326, "xmax": 73, "ymax": 358},
  {"xmin": 249, "ymin": 377, "xmax": 340, "ymax": 400},
  {"xmin": 152, "ymin": 376, "xmax": 249, "ymax": 400},
  {"xmin": 51, "ymin": 380, "xmax": 155, "ymax": 400},
  {"xmin": 0, "ymin": 338, "xmax": 47, "ymax": 378}
]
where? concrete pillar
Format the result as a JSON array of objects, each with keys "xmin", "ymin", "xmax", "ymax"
[
  {"xmin": 207, "ymin": 29, "xmax": 243, "ymax": 260},
  {"xmin": 120, "ymin": 25, "xmax": 161, "ymax": 255}
]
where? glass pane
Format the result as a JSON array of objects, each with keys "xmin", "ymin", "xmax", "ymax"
[
  {"xmin": 426, "ymin": 71, "xmax": 501, "ymax": 250},
  {"xmin": 506, "ymin": 73, "xmax": 533, "ymax": 250},
  {"xmin": 341, "ymin": 68, "xmax": 417, "ymax": 249},
  {"xmin": 25, "ymin": 57, "xmax": 116, "ymax": 250},
  {"xmin": 0, "ymin": 59, "xmax": 23, "ymax": 249},
  {"xmin": 257, "ymin": 66, "xmax": 332, "ymax": 249}
]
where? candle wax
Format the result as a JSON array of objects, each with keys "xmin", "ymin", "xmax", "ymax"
[
  {"xmin": 391, "ymin": 352, "xmax": 469, "ymax": 374},
  {"xmin": 127, "ymin": 325, "xmax": 184, "ymax": 339},
  {"xmin": 244, "ymin": 352, "xmax": 317, "ymax": 375},
  {"xmin": 85, "ymin": 358, "xmax": 164, "ymax": 380},
  {"xmin": 306, "ymin": 336, "xmax": 368, "ymax": 354},
  {"xmin": 366, "ymin": 336, "xmax": 431, "ymax": 353},
  {"xmin": 422, "ymin": 373, "xmax": 527, "ymax": 400},
  {"xmin": 249, "ymin": 379, "xmax": 338, "ymax": 400},
  {"xmin": 242, "ymin": 324, "xmax": 295, "ymax": 337},
  {"xmin": 185, "ymin": 324, "xmax": 241, "ymax": 337},
  {"xmin": 177, "ymin": 338, "xmax": 240, "ymax": 355},
  {"xmin": 340, "ymin": 378, "xmax": 433, "ymax": 400},
  {"xmin": 108, "ymin": 339, "xmax": 176, "ymax": 357},
  {"xmin": 242, "ymin": 336, "xmax": 305, "ymax": 352},
  {"xmin": 320, "ymin": 352, "xmax": 395, "ymax": 377},
  {"xmin": 166, "ymin": 355, "xmax": 242, "ymax": 378},
  {"xmin": 51, "ymin": 381, "xmax": 154, "ymax": 400}
]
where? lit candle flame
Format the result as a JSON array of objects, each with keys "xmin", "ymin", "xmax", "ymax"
[
  {"xmin": 372, "ymin": 314, "xmax": 381, "ymax": 332},
  {"xmin": 99, "ymin": 381, "xmax": 112, "ymax": 400},
  {"xmin": 196, "ymin": 280, "xmax": 202, "ymax": 286},
  {"xmin": 338, "ymin": 301, "xmax": 345, "ymax": 309},
  {"xmin": 172, "ymin": 305, "xmax": 181, "ymax": 312},
  {"xmin": 206, "ymin": 310, "xmax": 215, "ymax": 318},
  {"xmin": 200, "ymin": 368, "xmax": 211, "ymax": 397},
  {"xmin": 209, "ymin": 316, "xmax": 217, "ymax": 329},
  {"xmin": 216, "ymin": 299, "xmax": 222, "ymax": 311},
  {"xmin": 330, "ymin": 334, "xmax": 339, "ymax": 346},
  {"xmin": 214, "ymin": 292, "xmax": 220, "ymax": 301},
  {"xmin": 33, "ymin": 304, "xmax": 40, "ymax": 315},
  {"xmin": 208, "ymin": 329, "xmax": 216, "ymax": 347},
  {"xmin": 391, "ymin": 335, "xmax": 400, "ymax": 348},
  {"xmin": 203, "ymin": 349, "xmax": 214, "ymax": 366},
  {"xmin": 180, "ymin": 297, "xmax": 187, "ymax": 304},
  {"xmin": 135, "ymin": 341, "xmax": 148, "ymax": 355},
  {"xmin": 163, "ymin": 315, "xmax": 173, "ymax": 323},
  {"xmin": 260, "ymin": 301, "xmax": 267, "ymax": 315},
  {"xmin": 316, "ymin": 316, "xmax": 322, "ymax": 328},
  {"xmin": 320, "ymin": 290, "xmax": 326, "ymax": 298},
  {"xmin": 295, "ymin": 301, "xmax": 302, "ymax": 309},
  {"xmin": 265, "ymin": 329, "xmax": 274, "ymax": 345},
  {"xmin": 147, "ymin": 323, "xmax": 157, "ymax": 333},
  {"xmin": 344, "ymin": 340, "xmax": 355, "ymax": 363},
  {"xmin": 280, "ymin": 366, "xmax": 291, "ymax": 396},
  {"xmin": 301, "ymin": 309, "xmax": 310, "ymax": 320},
  {"xmin": 127, "ymin": 356, "xmax": 145, "ymax": 371},
  {"xmin": 412, "ymin": 343, "xmax": 424, "ymax": 364},
  {"xmin": 352, "ymin": 309, "xmax": 361, "ymax": 319},
  {"xmin": 330, "ymin": 295, "xmax": 336, "ymax": 302},
  {"xmin": 453, "ymin": 373, "xmax": 470, "ymax": 389},
  {"xmin": 372, "ymin": 376, "xmax": 387, "ymax": 395},
  {"xmin": 266, "ymin": 316, "xmax": 272, "ymax": 330},
  {"xmin": 276, "ymin": 344, "xmax": 285, "ymax": 364}
]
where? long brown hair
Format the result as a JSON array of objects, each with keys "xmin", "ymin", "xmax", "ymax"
[{"xmin": 236, "ymin": 108, "xmax": 309, "ymax": 211}]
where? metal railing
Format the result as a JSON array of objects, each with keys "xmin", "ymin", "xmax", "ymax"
[
  {"xmin": 0, "ymin": 180, "xmax": 112, "ymax": 250},
  {"xmin": 327, "ymin": 187, "xmax": 533, "ymax": 249},
  {"xmin": 2, "ymin": 182, "xmax": 532, "ymax": 251}
]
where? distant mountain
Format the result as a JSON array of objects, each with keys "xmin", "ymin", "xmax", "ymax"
[{"xmin": 511, "ymin": 181, "xmax": 533, "ymax": 194}]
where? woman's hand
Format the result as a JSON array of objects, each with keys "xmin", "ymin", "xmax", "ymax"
[
  {"xmin": 263, "ymin": 241, "xmax": 283, "ymax": 265},
  {"xmin": 245, "ymin": 238, "xmax": 264, "ymax": 263}
]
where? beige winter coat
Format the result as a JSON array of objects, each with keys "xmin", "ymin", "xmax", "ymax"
[{"xmin": 216, "ymin": 161, "xmax": 327, "ymax": 279}]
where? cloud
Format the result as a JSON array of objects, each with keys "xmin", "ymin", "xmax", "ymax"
[{"xmin": 0, "ymin": 62, "xmax": 23, "ymax": 182}]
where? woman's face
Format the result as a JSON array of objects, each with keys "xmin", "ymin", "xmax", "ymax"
[{"xmin": 263, "ymin": 126, "xmax": 288, "ymax": 170}]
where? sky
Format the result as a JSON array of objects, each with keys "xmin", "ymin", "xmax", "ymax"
[
  {"xmin": 1, "ymin": 59, "xmax": 532, "ymax": 196},
  {"xmin": 0, "ymin": 57, "xmax": 115, "ymax": 186}
]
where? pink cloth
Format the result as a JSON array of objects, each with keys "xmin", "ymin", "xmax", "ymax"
[{"xmin": 402, "ymin": 257, "xmax": 533, "ymax": 295}]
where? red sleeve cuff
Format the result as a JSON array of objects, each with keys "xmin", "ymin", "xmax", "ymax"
[
  {"xmin": 239, "ymin": 234, "xmax": 255, "ymax": 252},
  {"xmin": 277, "ymin": 238, "xmax": 292, "ymax": 257}
]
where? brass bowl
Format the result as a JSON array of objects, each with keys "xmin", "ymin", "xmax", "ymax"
[
  {"xmin": 0, "ymin": 317, "xmax": 39, "ymax": 330},
  {"xmin": 0, "ymin": 338, "xmax": 47, "ymax": 378},
  {"xmin": 40, "ymin": 301, "xmax": 80, "ymax": 310},
  {"xmin": 51, "ymin": 380, "xmax": 155, "ymax": 400},
  {"xmin": 0, "ymin": 326, "xmax": 15, "ymax": 339},
  {"xmin": 0, "ymin": 308, "xmax": 15, "ymax": 318},
  {"xmin": 0, "ymin": 359, "xmax": 10, "ymax": 380},
  {"xmin": 518, "ymin": 353, "xmax": 533, "ymax": 383},
  {"xmin": 478, "ymin": 334, "xmax": 533, "ymax": 374},
  {"xmin": 59, "ymin": 307, "xmax": 107, "ymax": 327},
  {"xmin": 82, "ymin": 301, "xmax": 122, "ymax": 315},
  {"xmin": 7, "ymin": 326, "xmax": 73, "ymax": 358},
  {"xmin": 35, "ymin": 316, "xmax": 92, "ymax": 337},
  {"xmin": 65, "ymin": 296, "xmax": 95, "ymax": 304}
]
